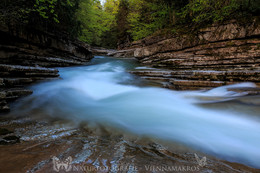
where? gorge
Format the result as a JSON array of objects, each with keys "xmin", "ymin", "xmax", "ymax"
[
  {"xmin": 1, "ymin": 56, "xmax": 260, "ymax": 172},
  {"xmin": 1, "ymin": 0, "xmax": 260, "ymax": 172}
]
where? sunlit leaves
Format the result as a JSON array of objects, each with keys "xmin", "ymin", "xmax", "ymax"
[
  {"xmin": 77, "ymin": 0, "xmax": 119, "ymax": 47},
  {"xmin": 33, "ymin": 0, "xmax": 59, "ymax": 21},
  {"xmin": 178, "ymin": 0, "xmax": 259, "ymax": 25},
  {"xmin": 127, "ymin": 0, "xmax": 170, "ymax": 40}
]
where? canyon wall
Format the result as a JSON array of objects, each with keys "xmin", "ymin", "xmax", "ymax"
[
  {"xmin": 125, "ymin": 19, "xmax": 260, "ymax": 90},
  {"xmin": 0, "ymin": 26, "xmax": 93, "ymax": 112}
]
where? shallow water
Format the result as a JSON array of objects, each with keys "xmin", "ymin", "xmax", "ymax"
[{"xmin": 9, "ymin": 56, "xmax": 260, "ymax": 168}]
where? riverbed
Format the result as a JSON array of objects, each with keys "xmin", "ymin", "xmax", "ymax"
[{"xmin": 0, "ymin": 56, "xmax": 260, "ymax": 172}]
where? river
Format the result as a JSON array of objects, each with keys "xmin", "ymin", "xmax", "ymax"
[{"xmin": 1, "ymin": 56, "xmax": 260, "ymax": 172}]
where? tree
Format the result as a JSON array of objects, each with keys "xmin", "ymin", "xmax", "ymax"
[
  {"xmin": 0, "ymin": 0, "xmax": 81, "ymax": 37},
  {"xmin": 116, "ymin": 0, "xmax": 130, "ymax": 48},
  {"xmin": 77, "ymin": 0, "xmax": 119, "ymax": 48},
  {"xmin": 2, "ymin": 0, "xmax": 258, "ymax": 48}
]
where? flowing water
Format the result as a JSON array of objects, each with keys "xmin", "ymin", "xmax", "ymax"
[{"xmin": 7, "ymin": 56, "xmax": 260, "ymax": 169}]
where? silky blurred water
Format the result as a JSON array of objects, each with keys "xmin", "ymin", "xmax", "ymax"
[{"xmin": 10, "ymin": 56, "xmax": 260, "ymax": 168}]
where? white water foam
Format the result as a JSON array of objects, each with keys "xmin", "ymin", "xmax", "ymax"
[{"xmin": 11, "ymin": 57, "xmax": 260, "ymax": 168}]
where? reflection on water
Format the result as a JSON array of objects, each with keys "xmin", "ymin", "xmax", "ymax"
[{"xmin": 9, "ymin": 56, "xmax": 260, "ymax": 168}]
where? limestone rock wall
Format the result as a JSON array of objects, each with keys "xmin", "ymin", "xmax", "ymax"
[
  {"xmin": 0, "ymin": 27, "xmax": 93, "ymax": 112},
  {"xmin": 128, "ymin": 19, "xmax": 260, "ymax": 90}
]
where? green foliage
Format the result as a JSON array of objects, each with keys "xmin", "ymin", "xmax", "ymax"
[
  {"xmin": 0, "ymin": 0, "xmax": 32, "ymax": 26},
  {"xmin": 1, "ymin": 0, "xmax": 259, "ymax": 48},
  {"xmin": 0, "ymin": 0, "xmax": 81, "ymax": 37},
  {"xmin": 178, "ymin": 0, "xmax": 260, "ymax": 26},
  {"xmin": 77, "ymin": 0, "xmax": 260, "ymax": 46},
  {"xmin": 127, "ymin": 0, "xmax": 169, "ymax": 41},
  {"xmin": 33, "ymin": 0, "xmax": 59, "ymax": 22},
  {"xmin": 77, "ymin": 0, "xmax": 119, "ymax": 48}
]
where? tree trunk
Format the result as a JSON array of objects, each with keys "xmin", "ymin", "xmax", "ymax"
[{"xmin": 172, "ymin": 9, "xmax": 176, "ymax": 25}]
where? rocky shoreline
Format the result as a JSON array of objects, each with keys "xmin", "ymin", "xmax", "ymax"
[
  {"xmin": 1, "ymin": 31, "xmax": 260, "ymax": 172},
  {"xmin": 0, "ymin": 27, "xmax": 93, "ymax": 112},
  {"xmin": 104, "ymin": 19, "xmax": 260, "ymax": 90},
  {"xmin": 0, "ymin": 115, "xmax": 259, "ymax": 173}
]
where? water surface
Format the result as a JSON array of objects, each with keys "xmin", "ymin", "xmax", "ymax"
[{"xmin": 10, "ymin": 56, "xmax": 260, "ymax": 168}]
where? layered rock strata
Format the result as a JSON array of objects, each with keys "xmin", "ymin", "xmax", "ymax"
[
  {"xmin": 126, "ymin": 19, "xmax": 260, "ymax": 90},
  {"xmin": 0, "ymin": 27, "xmax": 93, "ymax": 112}
]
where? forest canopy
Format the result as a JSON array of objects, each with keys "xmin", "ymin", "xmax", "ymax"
[{"xmin": 1, "ymin": 0, "xmax": 259, "ymax": 48}]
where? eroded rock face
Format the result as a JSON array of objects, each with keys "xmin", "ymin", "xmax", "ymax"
[
  {"xmin": 0, "ymin": 27, "xmax": 93, "ymax": 112},
  {"xmin": 0, "ymin": 26, "xmax": 93, "ymax": 67},
  {"xmin": 0, "ymin": 64, "xmax": 59, "ymax": 112},
  {"xmin": 126, "ymin": 19, "xmax": 260, "ymax": 90},
  {"xmin": 0, "ymin": 116, "xmax": 259, "ymax": 173}
]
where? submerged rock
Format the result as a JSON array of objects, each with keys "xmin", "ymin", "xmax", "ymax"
[
  {"xmin": 0, "ymin": 116, "xmax": 259, "ymax": 172},
  {"xmin": 0, "ymin": 136, "xmax": 20, "ymax": 145},
  {"xmin": 0, "ymin": 128, "xmax": 19, "ymax": 145},
  {"xmin": 0, "ymin": 128, "xmax": 13, "ymax": 136}
]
